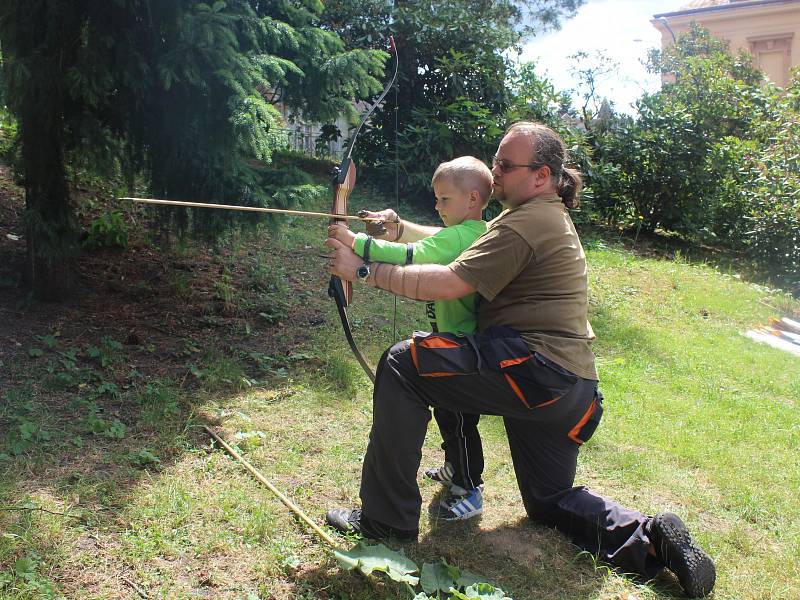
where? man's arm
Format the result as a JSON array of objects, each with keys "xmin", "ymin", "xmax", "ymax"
[
  {"xmin": 370, "ymin": 262, "xmax": 474, "ymax": 301},
  {"xmin": 325, "ymin": 237, "xmax": 475, "ymax": 301}
]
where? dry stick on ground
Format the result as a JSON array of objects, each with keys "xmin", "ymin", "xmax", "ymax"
[
  {"xmin": 121, "ymin": 575, "xmax": 149, "ymax": 599},
  {"xmin": 203, "ymin": 426, "xmax": 341, "ymax": 549},
  {"xmin": 0, "ymin": 505, "xmax": 83, "ymax": 519}
]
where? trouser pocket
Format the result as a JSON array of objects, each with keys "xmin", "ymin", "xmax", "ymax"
[
  {"xmin": 478, "ymin": 327, "xmax": 579, "ymax": 409},
  {"xmin": 409, "ymin": 331, "xmax": 477, "ymax": 377},
  {"xmin": 501, "ymin": 352, "xmax": 580, "ymax": 409},
  {"xmin": 568, "ymin": 389, "xmax": 603, "ymax": 444},
  {"xmin": 476, "ymin": 327, "xmax": 579, "ymax": 409},
  {"xmin": 410, "ymin": 328, "xmax": 581, "ymax": 410}
]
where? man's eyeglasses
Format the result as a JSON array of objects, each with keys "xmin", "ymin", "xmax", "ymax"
[{"xmin": 492, "ymin": 155, "xmax": 545, "ymax": 174}]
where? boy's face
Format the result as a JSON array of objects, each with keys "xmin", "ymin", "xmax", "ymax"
[{"xmin": 432, "ymin": 178, "xmax": 481, "ymax": 227}]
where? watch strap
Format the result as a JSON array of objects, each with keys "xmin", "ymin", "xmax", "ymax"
[{"xmin": 363, "ymin": 236, "xmax": 373, "ymax": 262}]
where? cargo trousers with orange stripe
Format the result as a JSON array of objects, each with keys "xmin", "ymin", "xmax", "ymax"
[{"xmin": 360, "ymin": 327, "xmax": 663, "ymax": 579}]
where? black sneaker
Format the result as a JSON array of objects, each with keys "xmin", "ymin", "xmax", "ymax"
[
  {"xmin": 325, "ymin": 508, "xmax": 418, "ymax": 542},
  {"xmin": 649, "ymin": 512, "xmax": 716, "ymax": 597}
]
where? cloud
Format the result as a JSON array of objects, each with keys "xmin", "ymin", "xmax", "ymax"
[{"xmin": 519, "ymin": 0, "xmax": 687, "ymax": 112}]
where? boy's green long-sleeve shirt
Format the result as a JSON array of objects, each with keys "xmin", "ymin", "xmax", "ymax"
[{"xmin": 353, "ymin": 220, "xmax": 486, "ymax": 334}]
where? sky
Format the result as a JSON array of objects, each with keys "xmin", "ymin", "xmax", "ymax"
[{"xmin": 520, "ymin": 0, "xmax": 691, "ymax": 113}]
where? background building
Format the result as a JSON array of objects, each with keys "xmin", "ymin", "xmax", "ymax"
[{"xmin": 652, "ymin": 0, "xmax": 800, "ymax": 86}]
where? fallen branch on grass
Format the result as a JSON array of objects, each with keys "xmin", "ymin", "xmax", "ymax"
[{"xmin": 0, "ymin": 505, "xmax": 83, "ymax": 519}]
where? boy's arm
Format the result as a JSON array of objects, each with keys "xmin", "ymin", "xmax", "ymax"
[
  {"xmin": 361, "ymin": 209, "xmax": 441, "ymax": 243},
  {"xmin": 352, "ymin": 233, "xmax": 411, "ymax": 265},
  {"xmin": 354, "ymin": 224, "xmax": 475, "ymax": 266},
  {"xmin": 398, "ymin": 220, "xmax": 442, "ymax": 243},
  {"xmin": 405, "ymin": 226, "xmax": 469, "ymax": 264}
]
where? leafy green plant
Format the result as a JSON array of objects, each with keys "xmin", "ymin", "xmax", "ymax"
[
  {"xmin": 5, "ymin": 416, "xmax": 51, "ymax": 455},
  {"xmin": 2, "ymin": 555, "xmax": 59, "ymax": 598},
  {"xmin": 335, "ymin": 544, "xmax": 512, "ymax": 599},
  {"xmin": 128, "ymin": 448, "xmax": 161, "ymax": 468},
  {"xmin": 37, "ymin": 334, "xmax": 58, "ymax": 349},
  {"xmin": 334, "ymin": 543, "xmax": 419, "ymax": 585},
  {"xmin": 587, "ymin": 25, "xmax": 773, "ymax": 238},
  {"xmin": 706, "ymin": 70, "xmax": 800, "ymax": 292},
  {"xmin": 248, "ymin": 351, "xmax": 288, "ymax": 377},
  {"xmin": 85, "ymin": 409, "xmax": 126, "ymax": 439},
  {"xmin": 92, "ymin": 381, "xmax": 119, "ymax": 399},
  {"xmin": 42, "ymin": 347, "xmax": 94, "ymax": 390},
  {"xmin": 84, "ymin": 209, "xmax": 129, "ymax": 249},
  {"xmin": 86, "ymin": 336, "xmax": 125, "ymax": 369},
  {"xmin": 1, "ymin": 392, "xmax": 51, "ymax": 456},
  {"xmin": 233, "ymin": 430, "xmax": 267, "ymax": 451}
]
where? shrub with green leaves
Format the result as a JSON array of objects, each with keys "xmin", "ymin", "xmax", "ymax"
[
  {"xmin": 714, "ymin": 73, "xmax": 800, "ymax": 292},
  {"xmin": 84, "ymin": 209, "xmax": 129, "ymax": 249},
  {"xmin": 588, "ymin": 25, "xmax": 770, "ymax": 236}
]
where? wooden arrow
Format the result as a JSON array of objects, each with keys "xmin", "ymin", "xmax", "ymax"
[{"xmin": 122, "ymin": 197, "xmax": 383, "ymax": 222}]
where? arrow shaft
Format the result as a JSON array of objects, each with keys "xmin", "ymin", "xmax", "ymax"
[{"xmin": 122, "ymin": 197, "xmax": 381, "ymax": 222}]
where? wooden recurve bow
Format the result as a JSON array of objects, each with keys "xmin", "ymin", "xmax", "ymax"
[{"xmin": 328, "ymin": 36, "xmax": 398, "ymax": 383}]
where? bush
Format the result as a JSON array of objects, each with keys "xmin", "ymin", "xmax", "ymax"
[
  {"xmin": 586, "ymin": 26, "xmax": 772, "ymax": 236},
  {"xmin": 84, "ymin": 209, "xmax": 129, "ymax": 249},
  {"xmin": 701, "ymin": 69, "xmax": 799, "ymax": 293}
]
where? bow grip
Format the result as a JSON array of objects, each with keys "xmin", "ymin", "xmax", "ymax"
[{"xmin": 330, "ymin": 158, "xmax": 357, "ymax": 306}]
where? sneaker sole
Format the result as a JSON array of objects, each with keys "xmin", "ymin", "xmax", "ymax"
[
  {"xmin": 432, "ymin": 506, "xmax": 483, "ymax": 521},
  {"xmin": 652, "ymin": 513, "xmax": 716, "ymax": 597}
]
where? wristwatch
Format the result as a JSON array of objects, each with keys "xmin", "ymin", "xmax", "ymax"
[{"xmin": 356, "ymin": 261, "xmax": 371, "ymax": 281}]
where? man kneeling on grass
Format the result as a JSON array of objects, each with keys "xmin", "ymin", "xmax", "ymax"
[{"xmin": 325, "ymin": 122, "xmax": 716, "ymax": 598}]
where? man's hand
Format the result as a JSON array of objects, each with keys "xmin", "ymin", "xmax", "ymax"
[
  {"xmin": 359, "ymin": 209, "xmax": 400, "ymax": 240},
  {"xmin": 327, "ymin": 223, "xmax": 357, "ymax": 248},
  {"xmin": 325, "ymin": 237, "xmax": 362, "ymax": 282}
]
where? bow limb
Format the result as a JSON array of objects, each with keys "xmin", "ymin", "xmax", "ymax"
[
  {"xmin": 327, "ymin": 36, "xmax": 398, "ymax": 384},
  {"xmin": 328, "ymin": 160, "xmax": 375, "ymax": 382}
]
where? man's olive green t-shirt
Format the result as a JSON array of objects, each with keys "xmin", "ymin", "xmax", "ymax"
[{"xmin": 449, "ymin": 193, "xmax": 598, "ymax": 380}]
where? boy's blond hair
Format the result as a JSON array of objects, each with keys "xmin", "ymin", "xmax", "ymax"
[{"xmin": 431, "ymin": 156, "xmax": 493, "ymax": 208}]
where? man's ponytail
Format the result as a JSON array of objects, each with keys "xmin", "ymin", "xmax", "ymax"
[{"xmin": 557, "ymin": 167, "xmax": 582, "ymax": 209}]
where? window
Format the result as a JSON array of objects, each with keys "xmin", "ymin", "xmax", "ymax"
[{"xmin": 748, "ymin": 34, "xmax": 793, "ymax": 87}]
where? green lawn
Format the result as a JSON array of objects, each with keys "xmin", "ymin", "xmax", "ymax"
[{"xmin": 1, "ymin": 189, "xmax": 798, "ymax": 599}]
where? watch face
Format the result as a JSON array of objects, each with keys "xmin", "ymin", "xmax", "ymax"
[{"xmin": 357, "ymin": 264, "xmax": 370, "ymax": 279}]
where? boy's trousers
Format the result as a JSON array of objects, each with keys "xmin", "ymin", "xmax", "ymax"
[{"xmin": 432, "ymin": 407, "xmax": 483, "ymax": 490}]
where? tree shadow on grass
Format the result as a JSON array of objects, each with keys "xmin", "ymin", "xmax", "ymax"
[
  {"xmin": 423, "ymin": 515, "xmax": 687, "ymax": 599},
  {"xmin": 282, "ymin": 512, "xmax": 688, "ymax": 600}
]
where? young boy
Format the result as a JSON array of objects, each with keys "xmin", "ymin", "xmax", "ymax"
[{"xmin": 328, "ymin": 156, "xmax": 491, "ymax": 520}]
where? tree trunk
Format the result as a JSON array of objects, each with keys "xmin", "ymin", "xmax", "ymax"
[{"xmin": 20, "ymin": 94, "xmax": 77, "ymax": 301}]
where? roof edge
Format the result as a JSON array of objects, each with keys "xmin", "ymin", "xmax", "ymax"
[{"xmin": 654, "ymin": 0, "xmax": 800, "ymax": 19}]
